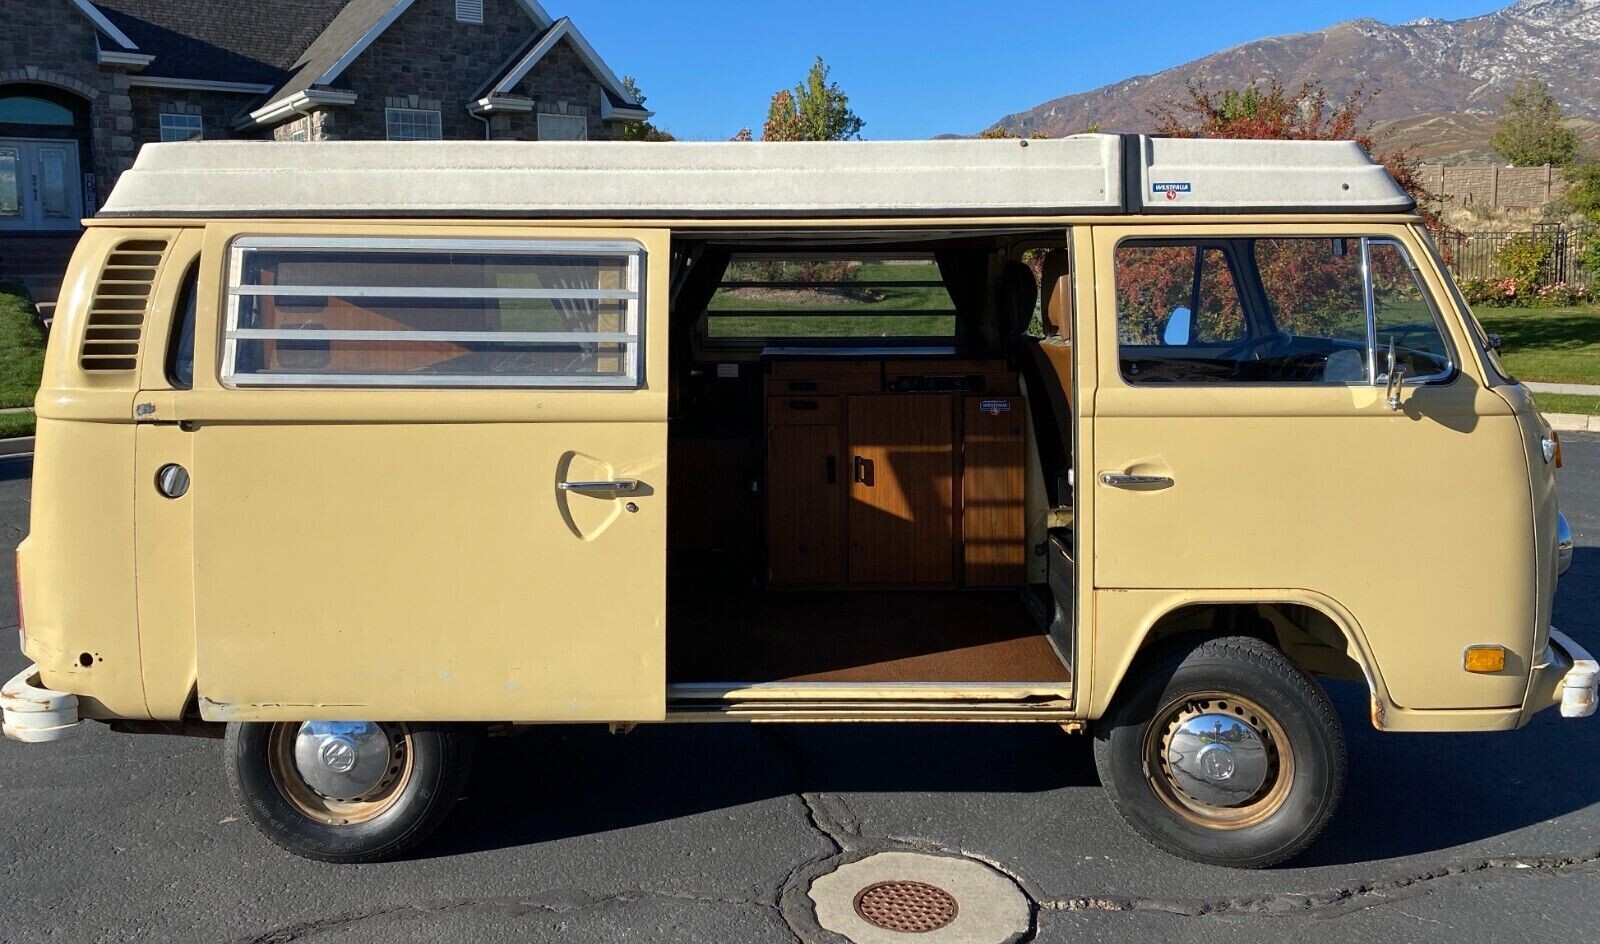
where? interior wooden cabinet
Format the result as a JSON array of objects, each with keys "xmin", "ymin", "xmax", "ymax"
[{"xmin": 764, "ymin": 356, "xmax": 1025, "ymax": 588}]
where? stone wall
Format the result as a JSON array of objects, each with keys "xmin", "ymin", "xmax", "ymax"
[
  {"xmin": 1418, "ymin": 163, "xmax": 1570, "ymax": 211},
  {"xmin": 129, "ymin": 88, "xmax": 266, "ymax": 148},
  {"xmin": 328, "ymin": 0, "xmax": 579, "ymax": 141},
  {"xmin": 0, "ymin": 3, "xmax": 132, "ymax": 210}
]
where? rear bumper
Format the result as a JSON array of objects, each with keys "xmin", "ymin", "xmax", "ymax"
[
  {"xmin": 1528, "ymin": 629, "xmax": 1598, "ymax": 721},
  {"xmin": 1, "ymin": 664, "xmax": 80, "ymax": 742}
]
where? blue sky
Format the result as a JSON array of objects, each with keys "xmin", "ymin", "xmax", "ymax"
[{"xmin": 572, "ymin": 0, "xmax": 1508, "ymax": 140}]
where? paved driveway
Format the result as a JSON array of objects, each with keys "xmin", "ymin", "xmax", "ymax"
[{"xmin": 1, "ymin": 437, "xmax": 1597, "ymax": 943}]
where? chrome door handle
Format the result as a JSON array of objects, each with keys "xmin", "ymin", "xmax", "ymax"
[
  {"xmin": 1098, "ymin": 472, "xmax": 1173, "ymax": 488},
  {"xmin": 559, "ymin": 479, "xmax": 640, "ymax": 492}
]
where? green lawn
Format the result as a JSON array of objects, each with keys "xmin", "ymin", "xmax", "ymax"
[
  {"xmin": 0, "ymin": 410, "xmax": 35, "ymax": 439},
  {"xmin": 1532, "ymin": 393, "xmax": 1600, "ymax": 416},
  {"xmin": 707, "ymin": 261, "xmax": 956, "ymax": 338},
  {"xmin": 0, "ymin": 282, "xmax": 45, "ymax": 410},
  {"xmin": 1475, "ymin": 305, "xmax": 1600, "ymax": 386}
]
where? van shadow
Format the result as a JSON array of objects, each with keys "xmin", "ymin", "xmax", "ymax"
[{"xmin": 430, "ymin": 547, "xmax": 1600, "ymax": 868}]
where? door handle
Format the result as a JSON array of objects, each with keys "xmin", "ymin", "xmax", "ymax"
[
  {"xmin": 559, "ymin": 479, "xmax": 639, "ymax": 493},
  {"xmin": 852, "ymin": 456, "xmax": 874, "ymax": 486},
  {"xmin": 1098, "ymin": 472, "xmax": 1173, "ymax": 488}
]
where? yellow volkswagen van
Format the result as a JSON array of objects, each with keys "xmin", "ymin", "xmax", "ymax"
[{"xmin": 3, "ymin": 136, "xmax": 1591, "ymax": 868}]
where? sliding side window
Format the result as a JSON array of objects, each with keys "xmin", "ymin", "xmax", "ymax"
[{"xmin": 223, "ymin": 237, "xmax": 644, "ymax": 387}]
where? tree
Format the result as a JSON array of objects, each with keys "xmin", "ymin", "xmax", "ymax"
[
  {"xmin": 1491, "ymin": 78, "xmax": 1579, "ymax": 167},
  {"xmin": 1153, "ymin": 79, "xmax": 1442, "ymax": 231},
  {"xmin": 1564, "ymin": 160, "xmax": 1600, "ymax": 218},
  {"xmin": 619, "ymin": 76, "xmax": 673, "ymax": 142},
  {"xmin": 762, "ymin": 57, "xmax": 864, "ymax": 142}
]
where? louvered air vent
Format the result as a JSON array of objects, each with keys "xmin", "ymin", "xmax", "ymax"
[{"xmin": 80, "ymin": 238, "xmax": 168, "ymax": 372}]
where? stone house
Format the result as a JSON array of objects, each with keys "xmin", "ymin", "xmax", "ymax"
[{"xmin": 0, "ymin": 0, "xmax": 649, "ymax": 303}]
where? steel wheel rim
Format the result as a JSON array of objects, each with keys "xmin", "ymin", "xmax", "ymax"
[
  {"xmin": 266, "ymin": 722, "xmax": 414, "ymax": 826},
  {"xmin": 1142, "ymin": 692, "xmax": 1294, "ymax": 830}
]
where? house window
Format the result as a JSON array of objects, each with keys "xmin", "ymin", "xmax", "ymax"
[
  {"xmin": 455, "ymin": 0, "xmax": 483, "ymax": 23},
  {"xmin": 537, "ymin": 113, "xmax": 588, "ymax": 141},
  {"xmin": 159, "ymin": 113, "xmax": 203, "ymax": 142},
  {"xmin": 385, "ymin": 107, "xmax": 442, "ymax": 141},
  {"xmin": 288, "ymin": 127, "xmax": 309, "ymax": 142},
  {"xmin": 223, "ymin": 236, "xmax": 646, "ymax": 388}
]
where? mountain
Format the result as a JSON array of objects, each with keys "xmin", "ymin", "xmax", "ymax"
[{"xmin": 986, "ymin": 0, "xmax": 1600, "ymax": 162}]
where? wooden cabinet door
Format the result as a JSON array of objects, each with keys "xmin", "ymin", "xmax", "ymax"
[
  {"xmin": 962, "ymin": 396, "xmax": 1026, "ymax": 586},
  {"xmin": 767, "ymin": 425, "xmax": 844, "ymax": 583},
  {"xmin": 847, "ymin": 395, "xmax": 954, "ymax": 584}
]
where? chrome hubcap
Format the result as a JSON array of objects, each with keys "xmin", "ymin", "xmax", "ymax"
[
  {"xmin": 1163, "ymin": 712, "xmax": 1269, "ymax": 806},
  {"xmin": 292, "ymin": 722, "xmax": 393, "ymax": 800}
]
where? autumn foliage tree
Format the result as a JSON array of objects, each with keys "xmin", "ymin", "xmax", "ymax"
[
  {"xmin": 762, "ymin": 57, "xmax": 864, "ymax": 142},
  {"xmin": 619, "ymin": 76, "xmax": 673, "ymax": 142},
  {"xmin": 1152, "ymin": 79, "xmax": 1441, "ymax": 231}
]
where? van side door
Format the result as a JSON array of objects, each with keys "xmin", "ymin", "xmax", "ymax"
[
  {"xmin": 1088, "ymin": 222, "xmax": 1534, "ymax": 712},
  {"xmin": 162, "ymin": 224, "xmax": 669, "ymax": 723}
]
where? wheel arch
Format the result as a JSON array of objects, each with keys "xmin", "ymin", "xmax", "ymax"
[{"xmin": 1089, "ymin": 589, "xmax": 1393, "ymax": 729}]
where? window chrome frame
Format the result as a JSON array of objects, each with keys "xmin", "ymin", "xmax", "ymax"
[
  {"xmin": 222, "ymin": 235, "xmax": 646, "ymax": 390},
  {"xmin": 1363, "ymin": 236, "xmax": 1457, "ymax": 386}
]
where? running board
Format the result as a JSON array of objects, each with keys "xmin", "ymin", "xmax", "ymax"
[{"xmin": 666, "ymin": 681, "xmax": 1075, "ymax": 723}]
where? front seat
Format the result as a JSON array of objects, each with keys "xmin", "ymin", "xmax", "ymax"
[{"xmin": 1003, "ymin": 252, "xmax": 1073, "ymax": 509}]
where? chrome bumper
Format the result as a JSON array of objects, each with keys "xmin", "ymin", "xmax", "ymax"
[
  {"xmin": 1, "ymin": 664, "xmax": 80, "ymax": 742},
  {"xmin": 1542, "ymin": 629, "xmax": 1598, "ymax": 720},
  {"xmin": 1557, "ymin": 512, "xmax": 1573, "ymax": 578}
]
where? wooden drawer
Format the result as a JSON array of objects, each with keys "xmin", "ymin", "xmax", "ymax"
[
  {"xmin": 768, "ymin": 396, "xmax": 840, "ymax": 426},
  {"xmin": 768, "ymin": 361, "xmax": 882, "ymax": 395}
]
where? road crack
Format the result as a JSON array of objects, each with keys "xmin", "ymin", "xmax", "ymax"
[
  {"xmin": 1042, "ymin": 847, "xmax": 1600, "ymax": 919},
  {"xmin": 238, "ymin": 888, "xmax": 783, "ymax": 944}
]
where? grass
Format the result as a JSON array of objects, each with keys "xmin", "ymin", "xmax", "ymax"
[
  {"xmin": 707, "ymin": 261, "xmax": 956, "ymax": 338},
  {"xmin": 0, "ymin": 282, "xmax": 45, "ymax": 410},
  {"xmin": 0, "ymin": 411, "xmax": 35, "ymax": 439},
  {"xmin": 1532, "ymin": 393, "xmax": 1600, "ymax": 416},
  {"xmin": 1475, "ymin": 304, "xmax": 1600, "ymax": 386}
]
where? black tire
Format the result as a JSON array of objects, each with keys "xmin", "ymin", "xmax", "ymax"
[
  {"xmin": 1093, "ymin": 635, "xmax": 1345, "ymax": 868},
  {"xmin": 225, "ymin": 721, "xmax": 475, "ymax": 863}
]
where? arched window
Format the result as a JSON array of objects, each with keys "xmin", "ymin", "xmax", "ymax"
[{"xmin": 0, "ymin": 96, "xmax": 75, "ymax": 127}]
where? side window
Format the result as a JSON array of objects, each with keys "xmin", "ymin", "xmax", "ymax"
[
  {"xmin": 222, "ymin": 237, "xmax": 644, "ymax": 388},
  {"xmin": 166, "ymin": 262, "xmax": 198, "ymax": 389},
  {"xmin": 1368, "ymin": 240, "xmax": 1452, "ymax": 380},
  {"xmin": 1253, "ymin": 238, "xmax": 1366, "ymax": 345},
  {"xmin": 1115, "ymin": 236, "xmax": 1452, "ymax": 386},
  {"xmin": 1113, "ymin": 244, "xmax": 1244, "ymax": 349}
]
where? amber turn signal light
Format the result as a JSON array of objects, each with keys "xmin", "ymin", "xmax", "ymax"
[{"xmin": 1464, "ymin": 645, "xmax": 1507, "ymax": 674}]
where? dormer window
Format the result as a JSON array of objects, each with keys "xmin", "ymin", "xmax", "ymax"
[{"xmin": 455, "ymin": 0, "xmax": 483, "ymax": 23}]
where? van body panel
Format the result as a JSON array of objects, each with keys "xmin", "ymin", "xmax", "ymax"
[
  {"xmin": 167, "ymin": 223, "xmax": 671, "ymax": 723},
  {"xmin": 1087, "ymin": 222, "xmax": 1535, "ymax": 711}
]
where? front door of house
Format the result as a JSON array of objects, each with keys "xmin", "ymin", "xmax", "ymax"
[{"xmin": 0, "ymin": 139, "xmax": 83, "ymax": 231}]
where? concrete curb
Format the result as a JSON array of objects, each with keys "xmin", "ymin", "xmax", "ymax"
[
  {"xmin": 0, "ymin": 437, "xmax": 34, "ymax": 457},
  {"xmin": 1545, "ymin": 413, "xmax": 1600, "ymax": 433}
]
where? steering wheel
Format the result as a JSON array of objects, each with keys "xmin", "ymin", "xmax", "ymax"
[{"xmin": 1221, "ymin": 330, "xmax": 1294, "ymax": 363}]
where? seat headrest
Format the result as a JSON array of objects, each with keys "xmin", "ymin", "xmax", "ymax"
[
  {"xmin": 1039, "ymin": 249, "xmax": 1072, "ymax": 340},
  {"xmin": 994, "ymin": 260, "xmax": 1038, "ymax": 338}
]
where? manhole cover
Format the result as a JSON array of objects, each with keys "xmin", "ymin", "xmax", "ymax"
[{"xmin": 853, "ymin": 880, "xmax": 959, "ymax": 933}]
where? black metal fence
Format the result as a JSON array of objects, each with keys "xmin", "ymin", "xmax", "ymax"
[{"xmin": 1433, "ymin": 225, "xmax": 1598, "ymax": 288}]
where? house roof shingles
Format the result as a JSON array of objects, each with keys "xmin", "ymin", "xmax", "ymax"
[
  {"xmin": 93, "ymin": 0, "xmax": 351, "ymax": 87},
  {"xmin": 267, "ymin": 0, "xmax": 406, "ymax": 105}
]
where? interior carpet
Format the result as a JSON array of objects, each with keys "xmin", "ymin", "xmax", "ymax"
[{"xmin": 668, "ymin": 587, "xmax": 1070, "ymax": 684}]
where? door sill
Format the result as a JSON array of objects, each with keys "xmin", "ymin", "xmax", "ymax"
[{"xmin": 666, "ymin": 680, "xmax": 1074, "ymax": 721}]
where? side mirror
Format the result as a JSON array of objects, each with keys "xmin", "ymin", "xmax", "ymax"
[
  {"xmin": 1487, "ymin": 332, "xmax": 1503, "ymax": 353},
  {"xmin": 1162, "ymin": 306, "xmax": 1193, "ymax": 346}
]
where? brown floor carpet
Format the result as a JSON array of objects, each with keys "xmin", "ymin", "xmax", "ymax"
[{"xmin": 668, "ymin": 587, "xmax": 1070, "ymax": 684}]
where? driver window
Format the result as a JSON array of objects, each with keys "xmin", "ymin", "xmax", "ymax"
[{"xmin": 1115, "ymin": 235, "xmax": 1449, "ymax": 386}]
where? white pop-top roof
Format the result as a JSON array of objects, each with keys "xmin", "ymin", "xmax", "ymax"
[{"xmin": 97, "ymin": 134, "xmax": 1413, "ymax": 220}]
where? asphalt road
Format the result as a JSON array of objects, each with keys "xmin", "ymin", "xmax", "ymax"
[{"xmin": 1, "ymin": 437, "xmax": 1598, "ymax": 944}]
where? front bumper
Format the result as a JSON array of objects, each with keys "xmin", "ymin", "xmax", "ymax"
[
  {"xmin": 1529, "ymin": 629, "xmax": 1598, "ymax": 720},
  {"xmin": 1, "ymin": 664, "xmax": 80, "ymax": 742}
]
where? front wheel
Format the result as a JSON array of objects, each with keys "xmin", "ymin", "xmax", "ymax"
[
  {"xmin": 225, "ymin": 720, "xmax": 475, "ymax": 863},
  {"xmin": 1093, "ymin": 635, "xmax": 1346, "ymax": 868}
]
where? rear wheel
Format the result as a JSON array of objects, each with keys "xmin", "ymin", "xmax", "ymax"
[
  {"xmin": 1093, "ymin": 636, "xmax": 1345, "ymax": 868},
  {"xmin": 225, "ymin": 720, "xmax": 475, "ymax": 863}
]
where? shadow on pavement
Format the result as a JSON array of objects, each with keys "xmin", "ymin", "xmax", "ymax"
[{"xmin": 433, "ymin": 548, "xmax": 1600, "ymax": 868}]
